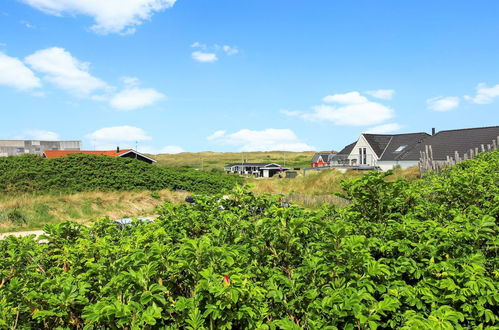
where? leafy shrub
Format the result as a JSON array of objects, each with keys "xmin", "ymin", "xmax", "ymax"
[
  {"xmin": 0, "ymin": 154, "xmax": 243, "ymax": 195},
  {"xmin": 0, "ymin": 151, "xmax": 497, "ymax": 328}
]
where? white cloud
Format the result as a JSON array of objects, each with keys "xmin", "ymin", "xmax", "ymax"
[
  {"xmin": 207, "ymin": 128, "xmax": 315, "ymax": 152},
  {"xmin": 307, "ymin": 104, "xmax": 393, "ymax": 126},
  {"xmin": 121, "ymin": 76, "xmax": 139, "ymax": 87},
  {"xmin": 190, "ymin": 43, "xmax": 238, "ymax": 61},
  {"xmin": 110, "ymin": 87, "xmax": 165, "ymax": 110},
  {"xmin": 223, "ymin": 45, "xmax": 239, "ymax": 55},
  {"xmin": 192, "ymin": 51, "xmax": 218, "ymax": 63},
  {"xmin": 366, "ymin": 89, "xmax": 395, "ymax": 100},
  {"xmin": 20, "ymin": 20, "xmax": 36, "ymax": 29},
  {"xmin": 14, "ymin": 48, "xmax": 165, "ymax": 110},
  {"xmin": 24, "ymin": 129, "xmax": 60, "ymax": 140},
  {"xmin": 284, "ymin": 91, "xmax": 394, "ymax": 126},
  {"xmin": 0, "ymin": 52, "xmax": 41, "ymax": 90},
  {"xmin": 323, "ymin": 91, "xmax": 368, "ymax": 104},
  {"xmin": 464, "ymin": 83, "xmax": 499, "ymax": 104},
  {"xmin": 191, "ymin": 42, "xmax": 207, "ymax": 49},
  {"xmin": 19, "ymin": 0, "xmax": 177, "ymax": 34},
  {"xmin": 25, "ymin": 47, "xmax": 109, "ymax": 97},
  {"xmin": 86, "ymin": 126, "xmax": 152, "ymax": 144},
  {"xmin": 207, "ymin": 130, "xmax": 226, "ymax": 141},
  {"xmin": 364, "ymin": 123, "xmax": 403, "ymax": 134},
  {"xmin": 427, "ymin": 96, "xmax": 460, "ymax": 111}
]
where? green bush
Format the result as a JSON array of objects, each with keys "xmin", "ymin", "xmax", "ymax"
[
  {"xmin": 0, "ymin": 154, "xmax": 243, "ymax": 195},
  {"xmin": 0, "ymin": 151, "xmax": 497, "ymax": 328}
]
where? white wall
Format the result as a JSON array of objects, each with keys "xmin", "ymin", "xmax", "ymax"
[
  {"xmin": 348, "ymin": 135, "xmax": 379, "ymax": 166},
  {"xmin": 377, "ymin": 160, "xmax": 419, "ymax": 171}
]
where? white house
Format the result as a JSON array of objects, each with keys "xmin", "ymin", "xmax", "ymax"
[
  {"xmin": 332, "ymin": 125, "xmax": 499, "ymax": 171},
  {"xmin": 332, "ymin": 132, "xmax": 430, "ymax": 171}
]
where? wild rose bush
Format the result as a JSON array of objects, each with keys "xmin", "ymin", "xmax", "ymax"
[
  {"xmin": 0, "ymin": 154, "xmax": 242, "ymax": 194},
  {"xmin": 0, "ymin": 151, "xmax": 497, "ymax": 329}
]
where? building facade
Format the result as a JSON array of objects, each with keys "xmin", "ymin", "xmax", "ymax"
[
  {"xmin": 331, "ymin": 125, "xmax": 499, "ymax": 171},
  {"xmin": 0, "ymin": 140, "xmax": 81, "ymax": 157}
]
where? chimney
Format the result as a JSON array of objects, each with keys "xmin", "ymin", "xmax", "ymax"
[
  {"xmin": 116, "ymin": 146, "xmax": 120, "ymax": 153},
  {"xmin": 432, "ymin": 128, "xmax": 436, "ymax": 136}
]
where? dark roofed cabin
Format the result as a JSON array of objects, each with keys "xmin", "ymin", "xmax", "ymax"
[{"xmin": 224, "ymin": 162, "xmax": 289, "ymax": 177}]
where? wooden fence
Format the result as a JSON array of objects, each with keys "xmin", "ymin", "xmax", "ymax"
[{"xmin": 419, "ymin": 136, "xmax": 499, "ymax": 175}]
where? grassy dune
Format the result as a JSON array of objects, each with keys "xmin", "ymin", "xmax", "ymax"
[
  {"xmin": 0, "ymin": 190, "xmax": 188, "ymax": 233},
  {"xmin": 249, "ymin": 166, "xmax": 420, "ymax": 208},
  {"xmin": 153, "ymin": 151, "xmax": 317, "ymax": 170},
  {"xmin": 0, "ymin": 151, "xmax": 420, "ymax": 231}
]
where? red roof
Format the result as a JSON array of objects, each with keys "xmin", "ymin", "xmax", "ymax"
[{"xmin": 44, "ymin": 149, "xmax": 133, "ymax": 158}]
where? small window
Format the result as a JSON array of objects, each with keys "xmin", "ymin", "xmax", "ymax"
[{"xmin": 394, "ymin": 145, "xmax": 407, "ymax": 152}]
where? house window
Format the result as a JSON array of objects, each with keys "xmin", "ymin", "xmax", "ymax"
[
  {"xmin": 394, "ymin": 145, "xmax": 407, "ymax": 152},
  {"xmin": 359, "ymin": 147, "xmax": 367, "ymax": 165}
]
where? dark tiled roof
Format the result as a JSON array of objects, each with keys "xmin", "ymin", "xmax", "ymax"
[
  {"xmin": 399, "ymin": 126, "xmax": 499, "ymax": 161},
  {"xmin": 336, "ymin": 142, "xmax": 356, "ymax": 156},
  {"xmin": 362, "ymin": 134, "xmax": 393, "ymax": 158},
  {"xmin": 379, "ymin": 133, "xmax": 430, "ymax": 161},
  {"xmin": 224, "ymin": 162, "xmax": 280, "ymax": 167},
  {"xmin": 330, "ymin": 142, "xmax": 356, "ymax": 161},
  {"xmin": 312, "ymin": 152, "xmax": 332, "ymax": 163}
]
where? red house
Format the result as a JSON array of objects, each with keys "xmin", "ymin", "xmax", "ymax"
[{"xmin": 311, "ymin": 152, "xmax": 333, "ymax": 168}]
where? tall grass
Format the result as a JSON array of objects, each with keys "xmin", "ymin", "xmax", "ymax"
[
  {"xmin": 153, "ymin": 151, "xmax": 317, "ymax": 170},
  {"xmin": 0, "ymin": 190, "xmax": 187, "ymax": 233},
  {"xmin": 249, "ymin": 166, "xmax": 420, "ymax": 208}
]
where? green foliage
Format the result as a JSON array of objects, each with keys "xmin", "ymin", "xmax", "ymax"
[
  {"xmin": 0, "ymin": 151, "xmax": 498, "ymax": 328},
  {"xmin": 150, "ymin": 191, "xmax": 161, "ymax": 199},
  {"xmin": 0, "ymin": 208, "xmax": 28, "ymax": 225},
  {"xmin": 0, "ymin": 154, "xmax": 243, "ymax": 194}
]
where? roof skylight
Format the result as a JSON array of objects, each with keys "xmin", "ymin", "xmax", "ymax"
[{"xmin": 394, "ymin": 145, "xmax": 407, "ymax": 152}]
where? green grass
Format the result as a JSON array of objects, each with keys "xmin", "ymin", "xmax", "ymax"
[
  {"xmin": 153, "ymin": 151, "xmax": 317, "ymax": 170},
  {"xmin": 249, "ymin": 166, "xmax": 420, "ymax": 208},
  {"xmin": 0, "ymin": 190, "xmax": 188, "ymax": 233}
]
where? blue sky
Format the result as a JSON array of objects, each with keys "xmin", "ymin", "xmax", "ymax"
[{"xmin": 0, "ymin": 0, "xmax": 498, "ymax": 153}]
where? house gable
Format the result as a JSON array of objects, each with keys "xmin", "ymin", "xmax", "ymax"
[
  {"xmin": 119, "ymin": 150, "xmax": 157, "ymax": 164},
  {"xmin": 348, "ymin": 134, "xmax": 381, "ymax": 165}
]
